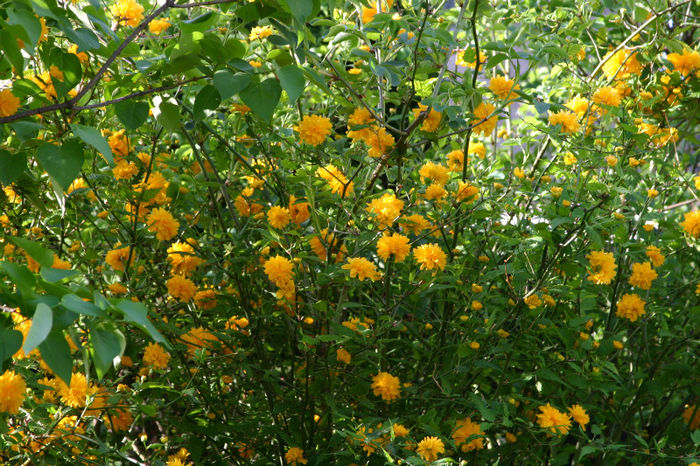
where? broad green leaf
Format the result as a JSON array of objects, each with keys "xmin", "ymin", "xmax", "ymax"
[
  {"xmin": 193, "ymin": 85, "xmax": 221, "ymax": 121},
  {"xmin": 39, "ymin": 330, "xmax": 72, "ymax": 386},
  {"xmin": 284, "ymin": 0, "xmax": 313, "ymax": 22},
  {"xmin": 22, "ymin": 302, "xmax": 53, "ymax": 354},
  {"xmin": 41, "ymin": 267, "xmax": 81, "ymax": 283},
  {"xmin": 70, "ymin": 123, "xmax": 114, "ymax": 164},
  {"xmin": 36, "ymin": 141, "xmax": 84, "ymax": 191},
  {"xmin": 0, "ymin": 261, "xmax": 36, "ymax": 298},
  {"xmin": 278, "ymin": 65, "xmax": 305, "ymax": 103},
  {"xmin": 0, "ymin": 30, "xmax": 24, "ymax": 77},
  {"xmin": 9, "ymin": 236, "xmax": 53, "ymax": 268},
  {"xmin": 9, "ymin": 121, "xmax": 43, "ymax": 141},
  {"xmin": 7, "ymin": 9, "xmax": 42, "ymax": 47},
  {"xmin": 116, "ymin": 300, "xmax": 168, "ymax": 347},
  {"xmin": 240, "ymin": 78, "xmax": 281, "ymax": 123},
  {"xmin": 49, "ymin": 51, "xmax": 81, "ymax": 99},
  {"xmin": 89, "ymin": 323, "xmax": 125, "ymax": 379},
  {"xmin": 213, "ymin": 70, "xmax": 251, "ymax": 100},
  {"xmin": 61, "ymin": 294, "xmax": 105, "ymax": 317},
  {"xmin": 0, "ymin": 327, "xmax": 23, "ymax": 367},
  {"xmin": 0, "ymin": 150, "xmax": 27, "ymax": 185},
  {"xmin": 63, "ymin": 27, "xmax": 100, "ymax": 51},
  {"xmin": 113, "ymin": 100, "xmax": 149, "ymax": 130},
  {"xmin": 155, "ymin": 101, "xmax": 180, "ymax": 133}
]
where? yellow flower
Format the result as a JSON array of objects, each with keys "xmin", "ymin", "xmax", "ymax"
[
  {"xmin": 455, "ymin": 181, "xmax": 479, "ymax": 203},
  {"xmin": 0, "ymin": 89, "xmax": 21, "ymax": 117},
  {"xmin": 372, "ymin": 371, "xmax": 401, "ymax": 401},
  {"xmin": 342, "ymin": 257, "xmax": 381, "ymax": 281},
  {"xmin": 149, "ymin": 18, "xmax": 171, "ymax": 35},
  {"xmin": 316, "ymin": 164, "xmax": 354, "ymax": 197},
  {"xmin": 424, "ymin": 183, "xmax": 447, "ymax": 201},
  {"xmin": 446, "ymin": 149, "xmax": 465, "ymax": 172},
  {"xmin": 285, "ymin": 447, "xmax": 308, "ymax": 465},
  {"xmin": 568, "ymin": 405, "xmax": 590, "ymax": 429},
  {"xmin": 413, "ymin": 243, "xmax": 447, "ymax": 272},
  {"xmin": 347, "ymin": 107, "xmax": 374, "ymax": 142},
  {"xmin": 606, "ymin": 155, "xmax": 618, "ymax": 167},
  {"xmin": 263, "ymin": 255, "xmax": 294, "ymax": 286},
  {"xmin": 309, "ymin": 228, "xmax": 346, "ymax": 262},
  {"xmin": 563, "ymin": 152, "xmax": 577, "ymax": 165},
  {"xmin": 107, "ymin": 283, "xmax": 127, "ymax": 295},
  {"xmin": 0, "ymin": 370, "xmax": 27, "ymax": 414},
  {"xmin": 146, "ymin": 208, "xmax": 179, "ymax": 241},
  {"xmin": 469, "ymin": 341, "xmax": 480, "ymax": 349},
  {"xmin": 59, "ymin": 372, "xmax": 89, "ymax": 408},
  {"xmin": 593, "ymin": 86, "xmax": 622, "ymax": 108},
  {"xmin": 419, "ymin": 161, "xmax": 449, "ymax": 185},
  {"xmin": 400, "ymin": 214, "xmax": 430, "ymax": 235},
  {"xmin": 550, "ymin": 186, "xmax": 563, "ymax": 198},
  {"xmin": 497, "ymin": 329, "xmax": 510, "ymax": 338},
  {"xmin": 393, "ymin": 423, "xmax": 409, "ymax": 437},
  {"xmin": 194, "ymin": 288, "xmax": 217, "ymax": 310},
  {"xmin": 514, "ymin": 167, "xmax": 526, "ymax": 179},
  {"xmin": 471, "ymin": 102, "xmax": 498, "ymax": 136},
  {"xmin": 524, "ymin": 294, "xmax": 542, "ymax": 309},
  {"xmin": 366, "ymin": 192, "xmax": 404, "ymax": 228},
  {"xmin": 289, "ymin": 195, "xmax": 310, "ymax": 224},
  {"xmin": 377, "ymin": 233, "xmax": 411, "ymax": 263},
  {"xmin": 364, "ymin": 126, "xmax": 395, "ymax": 158},
  {"xmin": 452, "ymin": 418, "xmax": 484, "ymax": 452},
  {"xmin": 106, "ymin": 246, "xmax": 134, "ymax": 271},
  {"xmin": 489, "ymin": 75, "xmax": 519, "ymax": 100},
  {"xmin": 294, "ymin": 115, "xmax": 332, "ymax": 146},
  {"xmin": 108, "ymin": 129, "xmax": 130, "ymax": 158},
  {"xmin": 667, "ymin": 48, "xmax": 700, "ymax": 76},
  {"xmin": 613, "ymin": 340, "xmax": 624, "ymax": 349},
  {"xmin": 628, "ymin": 262, "xmax": 657, "ymax": 290},
  {"xmin": 615, "ymin": 293, "xmax": 646, "ymax": 322},
  {"xmin": 112, "ymin": 160, "xmax": 139, "ymax": 180},
  {"xmin": 267, "ymin": 206, "xmax": 291, "ymax": 229},
  {"xmin": 601, "ymin": 49, "xmax": 643, "ymax": 80},
  {"xmin": 110, "ymin": 0, "xmax": 144, "ymax": 27},
  {"xmin": 536, "ymin": 403, "xmax": 572, "ymax": 435},
  {"xmin": 548, "ymin": 110, "xmax": 580, "ymax": 133},
  {"xmin": 416, "ymin": 436, "xmax": 445, "ymax": 462},
  {"xmin": 249, "ymin": 60, "xmax": 262, "ymax": 68},
  {"xmin": 143, "ymin": 342, "xmax": 170, "ymax": 369},
  {"xmin": 682, "ymin": 405, "xmax": 700, "ymax": 430},
  {"xmin": 166, "ymin": 275, "xmax": 196, "ymax": 302},
  {"xmin": 681, "ymin": 210, "xmax": 700, "ymax": 238},
  {"xmin": 249, "ymin": 25, "xmax": 273, "ymax": 41},
  {"xmin": 167, "ymin": 238, "xmax": 204, "ymax": 277},
  {"xmin": 456, "ymin": 48, "xmax": 486, "ymax": 68},
  {"xmin": 586, "ymin": 250, "xmax": 617, "ymax": 285},
  {"xmin": 336, "ymin": 348, "xmax": 351, "ymax": 364},
  {"xmin": 361, "ymin": 0, "xmax": 392, "ymax": 24},
  {"xmin": 413, "ymin": 103, "xmax": 442, "ymax": 132},
  {"xmin": 647, "ymin": 188, "xmax": 658, "ymax": 198},
  {"xmin": 180, "ymin": 327, "xmax": 219, "ymax": 357}
]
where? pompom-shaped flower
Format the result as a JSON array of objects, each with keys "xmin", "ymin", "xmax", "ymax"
[
  {"xmin": 455, "ymin": 181, "xmax": 479, "ymax": 203},
  {"xmin": 452, "ymin": 418, "xmax": 485, "ymax": 452},
  {"xmin": 0, "ymin": 89, "xmax": 21, "ymax": 117},
  {"xmin": 667, "ymin": 48, "xmax": 700, "ymax": 76},
  {"xmin": 284, "ymin": 447, "xmax": 308, "ymax": 465},
  {"xmin": 113, "ymin": 160, "xmax": 139, "ymax": 180},
  {"xmin": 148, "ymin": 18, "xmax": 171, "ymax": 35},
  {"xmin": 447, "ymin": 149, "xmax": 465, "ymax": 172},
  {"xmin": 316, "ymin": 164, "xmax": 354, "ymax": 197},
  {"xmin": 166, "ymin": 275, "xmax": 196, "ymax": 302},
  {"xmin": 267, "ymin": 206, "xmax": 291, "ymax": 229},
  {"xmin": 548, "ymin": 110, "xmax": 580, "ymax": 133},
  {"xmin": 294, "ymin": 115, "xmax": 332, "ymax": 146},
  {"xmin": 682, "ymin": 404, "xmax": 700, "ymax": 430},
  {"xmin": 336, "ymin": 348, "xmax": 351, "ymax": 364},
  {"xmin": 489, "ymin": 75, "xmax": 520, "ymax": 100},
  {"xmin": 377, "ymin": 233, "xmax": 411, "ymax": 263},
  {"xmin": 471, "ymin": 102, "xmax": 498, "ymax": 136},
  {"xmin": 628, "ymin": 262, "xmax": 657, "ymax": 290},
  {"xmin": 586, "ymin": 250, "xmax": 617, "ymax": 285},
  {"xmin": 536, "ymin": 403, "xmax": 572, "ymax": 435},
  {"xmin": 419, "ymin": 161, "xmax": 449, "ymax": 186},
  {"xmin": 413, "ymin": 103, "xmax": 442, "ymax": 132},
  {"xmin": 568, "ymin": 404, "xmax": 590, "ymax": 429},
  {"xmin": 602, "ymin": 49, "xmax": 643, "ymax": 80},
  {"xmin": 167, "ymin": 239, "xmax": 204, "ymax": 277},
  {"xmin": 309, "ymin": 228, "xmax": 346, "ymax": 262},
  {"xmin": 249, "ymin": 25, "xmax": 273, "ymax": 41},
  {"xmin": 413, "ymin": 243, "xmax": 447, "ymax": 271},
  {"xmin": 342, "ymin": 257, "xmax": 381, "ymax": 281},
  {"xmin": 371, "ymin": 371, "xmax": 401, "ymax": 401},
  {"xmin": 616, "ymin": 293, "xmax": 646, "ymax": 322},
  {"xmin": 0, "ymin": 370, "xmax": 27, "ymax": 414},
  {"xmin": 146, "ymin": 208, "xmax": 179, "ymax": 241},
  {"xmin": 264, "ymin": 255, "xmax": 294, "ymax": 286},
  {"xmin": 424, "ymin": 183, "xmax": 447, "ymax": 201},
  {"xmin": 645, "ymin": 246, "xmax": 665, "ymax": 267},
  {"xmin": 400, "ymin": 214, "xmax": 431, "ymax": 235},
  {"xmin": 416, "ymin": 436, "xmax": 445, "ymax": 462},
  {"xmin": 59, "ymin": 372, "xmax": 89, "ymax": 408},
  {"xmin": 289, "ymin": 195, "xmax": 310, "ymax": 225},
  {"xmin": 180, "ymin": 327, "xmax": 219, "ymax": 357},
  {"xmin": 681, "ymin": 210, "xmax": 700, "ymax": 238},
  {"xmin": 365, "ymin": 126, "xmax": 395, "ymax": 158},
  {"xmin": 593, "ymin": 86, "xmax": 622, "ymax": 108},
  {"xmin": 105, "ymin": 246, "xmax": 134, "ymax": 272},
  {"xmin": 110, "ymin": 0, "xmax": 144, "ymax": 27},
  {"xmin": 366, "ymin": 193, "xmax": 404, "ymax": 228},
  {"xmin": 143, "ymin": 342, "xmax": 170, "ymax": 369}
]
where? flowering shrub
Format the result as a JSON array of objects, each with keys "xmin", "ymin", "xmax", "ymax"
[{"xmin": 0, "ymin": 0, "xmax": 699, "ymax": 464}]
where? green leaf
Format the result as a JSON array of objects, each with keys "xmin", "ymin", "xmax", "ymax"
[
  {"xmin": 10, "ymin": 121, "xmax": 43, "ymax": 141},
  {"xmin": 61, "ymin": 294, "xmax": 105, "ymax": 317},
  {"xmin": 0, "ymin": 150, "xmax": 27, "ymax": 185},
  {"xmin": 39, "ymin": 330, "xmax": 72, "ymax": 386},
  {"xmin": 278, "ymin": 65, "xmax": 305, "ymax": 103},
  {"xmin": 0, "ymin": 30, "xmax": 24, "ymax": 77},
  {"xmin": 113, "ymin": 100, "xmax": 149, "ymax": 131},
  {"xmin": 89, "ymin": 323, "xmax": 125, "ymax": 379},
  {"xmin": 69, "ymin": 123, "xmax": 114, "ymax": 165},
  {"xmin": 0, "ymin": 261, "xmax": 36, "ymax": 298},
  {"xmin": 154, "ymin": 101, "xmax": 180, "ymax": 133},
  {"xmin": 36, "ymin": 141, "xmax": 84, "ymax": 191},
  {"xmin": 7, "ymin": 9, "xmax": 42, "ymax": 47},
  {"xmin": 240, "ymin": 78, "xmax": 281, "ymax": 123},
  {"xmin": 284, "ymin": 0, "xmax": 313, "ymax": 22},
  {"xmin": 8, "ymin": 236, "xmax": 53, "ymax": 268},
  {"xmin": 193, "ymin": 85, "xmax": 221, "ymax": 121},
  {"xmin": 49, "ymin": 51, "xmax": 82, "ymax": 99},
  {"xmin": 23, "ymin": 303, "xmax": 53, "ymax": 354},
  {"xmin": 213, "ymin": 70, "xmax": 251, "ymax": 100},
  {"xmin": 63, "ymin": 27, "xmax": 100, "ymax": 51},
  {"xmin": 116, "ymin": 300, "xmax": 168, "ymax": 347},
  {"xmin": 0, "ymin": 327, "xmax": 23, "ymax": 367}
]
